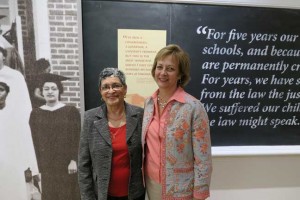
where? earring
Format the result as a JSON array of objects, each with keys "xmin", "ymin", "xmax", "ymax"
[{"xmin": 178, "ymin": 78, "xmax": 182, "ymax": 85}]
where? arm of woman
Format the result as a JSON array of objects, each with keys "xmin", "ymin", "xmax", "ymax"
[
  {"xmin": 67, "ymin": 106, "xmax": 81, "ymax": 172},
  {"xmin": 192, "ymin": 101, "xmax": 213, "ymax": 200},
  {"xmin": 78, "ymin": 112, "xmax": 97, "ymax": 200}
]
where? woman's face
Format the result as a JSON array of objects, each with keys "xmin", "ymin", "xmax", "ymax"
[
  {"xmin": 0, "ymin": 84, "xmax": 8, "ymax": 105},
  {"xmin": 154, "ymin": 54, "xmax": 181, "ymax": 91},
  {"xmin": 42, "ymin": 82, "xmax": 60, "ymax": 103},
  {"xmin": 99, "ymin": 76, "xmax": 127, "ymax": 107}
]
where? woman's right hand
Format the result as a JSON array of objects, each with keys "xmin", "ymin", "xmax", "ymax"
[{"xmin": 68, "ymin": 160, "xmax": 77, "ymax": 174}]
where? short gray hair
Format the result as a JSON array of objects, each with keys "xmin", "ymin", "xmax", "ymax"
[{"xmin": 98, "ymin": 68, "xmax": 126, "ymax": 88}]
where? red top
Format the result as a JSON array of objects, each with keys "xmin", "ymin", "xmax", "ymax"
[{"xmin": 108, "ymin": 124, "xmax": 130, "ymax": 197}]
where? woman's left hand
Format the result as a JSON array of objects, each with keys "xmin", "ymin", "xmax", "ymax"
[{"xmin": 68, "ymin": 160, "xmax": 77, "ymax": 174}]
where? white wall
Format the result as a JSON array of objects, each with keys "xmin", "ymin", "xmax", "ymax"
[{"xmin": 208, "ymin": 155, "xmax": 300, "ymax": 200}]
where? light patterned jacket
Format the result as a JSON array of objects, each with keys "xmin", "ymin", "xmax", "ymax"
[{"xmin": 142, "ymin": 87, "xmax": 212, "ymax": 200}]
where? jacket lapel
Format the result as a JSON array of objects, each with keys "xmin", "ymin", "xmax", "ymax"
[
  {"xmin": 93, "ymin": 105, "xmax": 112, "ymax": 145},
  {"xmin": 92, "ymin": 103, "xmax": 140, "ymax": 145},
  {"xmin": 125, "ymin": 103, "xmax": 138, "ymax": 142}
]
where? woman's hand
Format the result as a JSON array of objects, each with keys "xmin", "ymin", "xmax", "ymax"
[{"xmin": 68, "ymin": 160, "xmax": 77, "ymax": 174}]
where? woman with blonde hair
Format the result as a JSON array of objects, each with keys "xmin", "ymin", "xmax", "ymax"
[{"xmin": 142, "ymin": 44, "xmax": 212, "ymax": 200}]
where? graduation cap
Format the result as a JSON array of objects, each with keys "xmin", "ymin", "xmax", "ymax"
[{"xmin": 37, "ymin": 73, "xmax": 71, "ymax": 89}]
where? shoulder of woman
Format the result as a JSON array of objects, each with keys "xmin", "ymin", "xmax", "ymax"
[
  {"xmin": 181, "ymin": 94, "xmax": 206, "ymax": 112},
  {"xmin": 65, "ymin": 105, "xmax": 80, "ymax": 112},
  {"xmin": 144, "ymin": 96, "xmax": 154, "ymax": 105},
  {"xmin": 84, "ymin": 106, "xmax": 103, "ymax": 118},
  {"xmin": 31, "ymin": 107, "xmax": 43, "ymax": 114},
  {"xmin": 182, "ymin": 92, "xmax": 200, "ymax": 103},
  {"xmin": 126, "ymin": 103, "xmax": 144, "ymax": 114}
]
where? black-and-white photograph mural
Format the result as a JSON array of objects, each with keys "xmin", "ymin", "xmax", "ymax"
[{"xmin": 0, "ymin": 0, "xmax": 81, "ymax": 199}]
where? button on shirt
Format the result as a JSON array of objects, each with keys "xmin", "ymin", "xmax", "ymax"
[{"xmin": 145, "ymin": 88, "xmax": 185, "ymax": 184}]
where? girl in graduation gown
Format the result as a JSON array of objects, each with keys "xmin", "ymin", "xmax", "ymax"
[{"xmin": 29, "ymin": 73, "xmax": 80, "ymax": 200}]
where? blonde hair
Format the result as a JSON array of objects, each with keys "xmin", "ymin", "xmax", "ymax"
[{"xmin": 151, "ymin": 44, "xmax": 191, "ymax": 87}]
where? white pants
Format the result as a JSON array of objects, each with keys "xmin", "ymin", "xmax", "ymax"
[
  {"xmin": 145, "ymin": 176, "xmax": 162, "ymax": 200},
  {"xmin": 145, "ymin": 176, "xmax": 201, "ymax": 200}
]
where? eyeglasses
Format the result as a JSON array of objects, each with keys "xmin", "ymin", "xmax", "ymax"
[{"xmin": 100, "ymin": 83, "xmax": 123, "ymax": 92}]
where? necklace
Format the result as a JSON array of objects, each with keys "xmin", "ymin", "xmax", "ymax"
[
  {"xmin": 110, "ymin": 124, "xmax": 125, "ymax": 141},
  {"xmin": 157, "ymin": 94, "xmax": 168, "ymax": 108},
  {"xmin": 110, "ymin": 127, "xmax": 120, "ymax": 141},
  {"xmin": 108, "ymin": 111, "xmax": 125, "ymax": 129},
  {"xmin": 107, "ymin": 111, "xmax": 124, "ymax": 121}
]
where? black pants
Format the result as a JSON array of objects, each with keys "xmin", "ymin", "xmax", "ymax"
[{"xmin": 107, "ymin": 193, "xmax": 145, "ymax": 200}]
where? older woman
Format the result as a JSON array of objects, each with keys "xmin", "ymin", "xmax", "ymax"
[
  {"xmin": 78, "ymin": 68, "xmax": 145, "ymax": 200},
  {"xmin": 142, "ymin": 44, "xmax": 212, "ymax": 200},
  {"xmin": 29, "ymin": 73, "xmax": 81, "ymax": 200}
]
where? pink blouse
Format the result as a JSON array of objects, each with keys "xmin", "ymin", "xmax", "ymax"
[{"xmin": 145, "ymin": 88, "xmax": 185, "ymax": 183}]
